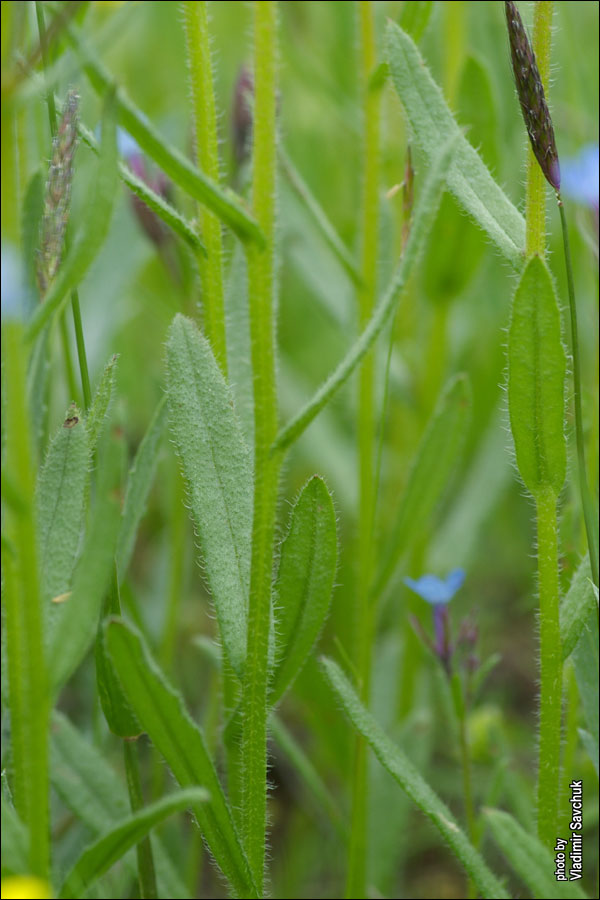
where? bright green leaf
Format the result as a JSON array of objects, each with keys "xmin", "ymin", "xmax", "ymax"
[
  {"xmin": 322, "ymin": 657, "xmax": 509, "ymax": 899},
  {"xmin": 508, "ymin": 255, "xmax": 566, "ymax": 497},
  {"xmin": 58, "ymin": 788, "xmax": 208, "ymax": 899},
  {"xmin": 105, "ymin": 618, "xmax": 258, "ymax": 898},
  {"xmin": 398, "ymin": 0, "xmax": 434, "ymax": 43},
  {"xmin": 86, "ymin": 354, "xmax": 119, "ymax": 454},
  {"xmin": 166, "ymin": 315, "xmax": 252, "ymax": 675},
  {"xmin": 385, "ymin": 22, "xmax": 525, "ymax": 267},
  {"xmin": 272, "ymin": 476, "xmax": 337, "ymax": 702}
]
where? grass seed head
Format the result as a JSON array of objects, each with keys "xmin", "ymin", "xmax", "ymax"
[{"xmin": 504, "ymin": 0, "xmax": 560, "ymax": 192}]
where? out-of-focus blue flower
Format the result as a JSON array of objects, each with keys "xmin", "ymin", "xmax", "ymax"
[
  {"xmin": 561, "ymin": 144, "xmax": 599, "ymax": 211},
  {"xmin": 403, "ymin": 568, "xmax": 465, "ymax": 606},
  {"xmin": 1, "ymin": 244, "xmax": 26, "ymax": 322}
]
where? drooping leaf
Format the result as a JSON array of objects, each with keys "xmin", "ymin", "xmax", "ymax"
[
  {"xmin": 561, "ymin": 556, "xmax": 596, "ymax": 660},
  {"xmin": 116, "ymin": 395, "xmax": 167, "ymax": 581},
  {"xmin": 322, "ymin": 657, "xmax": 509, "ymax": 899},
  {"xmin": 36, "ymin": 407, "xmax": 89, "ymax": 603},
  {"xmin": 105, "ymin": 618, "xmax": 258, "ymax": 898},
  {"xmin": 375, "ymin": 374, "xmax": 471, "ymax": 597},
  {"xmin": 51, "ymin": 712, "xmax": 189, "ymax": 899},
  {"xmin": 86, "ymin": 354, "xmax": 119, "ymax": 454},
  {"xmin": 485, "ymin": 808, "xmax": 586, "ymax": 899},
  {"xmin": 508, "ymin": 255, "xmax": 566, "ymax": 497},
  {"xmin": 272, "ymin": 476, "xmax": 337, "ymax": 702},
  {"xmin": 385, "ymin": 22, "xmax": 525, "ymax": 267},
  {"xmin": 58, "ymin": 788, "xmax": 208, "ymax": 900},
  {"xmin": 166, "ymin": 314, "xmax": 252, "ymax": 675},
  {"xmin": 26, "ymin": 90, "xmax": 119, "ymax": 343}
]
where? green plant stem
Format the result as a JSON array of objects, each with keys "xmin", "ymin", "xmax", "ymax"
[
  {"xmin": 183, "ymin": 0, "xmax": 227, "ymax": 374},
  {"xmin": 2, "ymin": 321, "xmax": 50, "ymax": 880},
  {"xmin": 123, "ymin": 740, "xmax": 158, "ymax": 900},
  {"xmin": 525, "ymin": 1, "xmax": 552, "ymax": 259},
  {"xmin": 58, "ymin": 313, "xmax": 79, "ymax": 403},
  {"xmin": 36, "ymin": 0, "xmax": 92, "ymax": 411},
  {"xmin": 347, "ymin": 4, "xmax": 381, "ymax": 897},
  {"xmin": 558, "ymin": 199, "xmax": 599, "ymax": 587},
  {"xmin": 535, "ymin": 486, "xmax": 562, "ymax": 849},
  {"xmin": 241, "ymin": 3, "xmax": 278, "ymax": 892}
]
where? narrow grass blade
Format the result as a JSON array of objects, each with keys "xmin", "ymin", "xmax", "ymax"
[
  {"xmin": 484, "ymin": 808, "xmax": 586, "ymax": 899},
  {"xmin": 561, "ymin": 557, "xmax": 595, "ymax": 660},
  {"xmin": 508, "ymin": 255, "xmax": 566, "ymax": 497},
  {"xmin": 322, "ymin": 657, "xmax": 509, "ymax": 899},
  {"xmin": 273, "ymin": 136, "xmax": 457, "ymax": 454},
  {"xmin": 26, "ymin": 90, "xmax": 119, "ymax": 343},
  {"xmin": 48, "ymin": 429, "xmax": 122, "ymax": 695},
  {"xmin": 165, "ymin": 315, "xmax": 252, "ymax": 675},
  {"xmin": 65, "ymin": 24, "xmax": 263, "ymax": 246},
  {"xmin": 116, "ymin": 395, "xmax": 167, "ymax": 581},
  {"xmin": 272, "ymin": 476, "xmax": 337, "ymax": 703},
  {"xmin": 86, "ymin": 354, "xmax": 118, "ymax": 454},
  {"xmin": 51, "ymin": 712, "xmax": 189, "ymax": 899},
  {"xmin": 36, "ymin": 407, "xmax": 89, "ymax": 603},
  {"xmin": 398, "ymin": 0, "xmax": 433, "ymax": 42},
  {"xmin": 375, "ymin": 374, "xmax": 471, "ymax": 597},
  {"xmin": 105, "ymin": 618, "xmax": 258, "ymax": 898},
  {"xmin": 385, "ymin": 21, "xmax": 525, "ymax": 267},
  {"xmin": 58, "ymin": 788, "xmax": 208, "ymax": 900}
]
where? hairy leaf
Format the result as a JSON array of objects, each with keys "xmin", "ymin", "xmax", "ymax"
[{"xmin": 86, "ymin": 355, "xmax": 119, "ymax": 454}]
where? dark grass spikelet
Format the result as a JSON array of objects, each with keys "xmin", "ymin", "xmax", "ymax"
[
  {"xmin": 36, "ymin": 89, "xmax": 79, "ymax": 296},
  {"xmin": 504, "ymin": 1, "xmax": 560, "ymax": 192}
]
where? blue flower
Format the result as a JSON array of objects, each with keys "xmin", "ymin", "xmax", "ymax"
[
  {"xmin": 560, "ymin": 144, "xmax": 599, "ymax": 211},
  {"xmin": 403, "ymin": 568, "xmax": 465, "ymax": 606}
]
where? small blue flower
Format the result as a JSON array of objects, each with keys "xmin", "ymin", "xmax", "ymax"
[
  {"xmin": 560, "ymin": 144, "xmax": 599, "ymax": 211},
  {"xmin": 403, "ymin": 568, "xmax": 465, "ymax": 606}
]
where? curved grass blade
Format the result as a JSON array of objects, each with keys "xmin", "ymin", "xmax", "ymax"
[
  {"xmin": 385, "ymin": 21, "xmax": 525, "ymax": 268},
  {"xmin": 105, "ymin": 618, "xmax": 258, "ymax": 898},
  {"xmin": 272, "ymin": 476, "xmax": 337, "ymax": 703},
  {"xmin": 26, "ymin": 90, "xmax": 119, "ymax": 344},
  {"xmin": 374, "ymin": 374, "xmax": 471, "ymax": 598},
  {"xmin": 51, "ymin": 712, "xmax": 189, "ymax": 899},
  {"xmin": 322, "ymin": 657, "xmax": 509, "ymax": 899},
  {"xmin": 36, "ymin": 406, "xmax": 89, "ymax": 604},
  {"xmin": 166, "ymin": 315, "xmax": 252, "ymax": 675},
  {"xmin": 484, "ymin": 808, "xmax": 586, "ymax": 899},
  {"xmin": 508, "ymin": 255, "xmax": 566, "ymax": 497},
  {"xmin": 65, "ymin": 23, "xmax": 263, "ymax": 246},
  {"xmin": 273, "ymin": 135, "xmax": 458, "ymax": 455},
  {"xmin": 116, "ymin": 395, "xmax": 167, "ymax": 581},
  {"xmin": 58, "ymin": 788, "xmax": 208, "ymax": 900},
  {"xmin": 86, "ymin": 354, "xmax": 118, "ymax": 454}
]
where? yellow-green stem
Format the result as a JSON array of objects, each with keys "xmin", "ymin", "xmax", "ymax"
[
  {"xmin": 242, "ymin": 3, "xmax": 279, "ymax": 892},
  {"xmin": 525, "ymin": 1, "xmax": 552, "ymax": 258},
  {"xmin": 347, "ymin": 4, "xmax": 381, "ymax": 897},
  {"xmin": 182, "ymin": 0, "xmax": 227, "ymax": 374}
]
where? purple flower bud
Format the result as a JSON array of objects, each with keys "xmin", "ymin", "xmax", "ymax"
[
  {"xmin": 118, "ymin": 130, "xmax": 172, "ymax": 248},
  {"xmin": 232, "ymin": 66, "xmax": 254, "ymax": 169}
]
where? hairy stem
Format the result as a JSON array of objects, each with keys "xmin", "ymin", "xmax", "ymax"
[
  {"xmin": 347, "ymin": 3, "xmax": 381, "ymax": 896},
  {"xmin": 241, "ymin": 3, "xmax": 279, "ymax": 892},
  {"xmin": 525, "ymin": 2, "xmax": 553, "ymax": 258}
]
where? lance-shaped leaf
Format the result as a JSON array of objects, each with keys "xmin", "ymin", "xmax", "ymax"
[
  {"xmin": 86, "ymin": 354, "xmax": 119, "ymax": 454},
  {"xmin": 26, "ymin": 90, "xmax": 119, "ymax": 343},
  {"xmin": 48, "ymin": 428, "xmax": 122, "ymax": 695},
  {"xmin": 272, "ymin": 476, "xmax": 337, "ymax": 702},
  {"xmin": 322, "ymin": 657, "xmax": 509, "ymax": 899},
  {"xmin": 375, "ymin": 374, "xmax": 471, "ymax": 597},
  {"xmin": 166, "ymin": 314, "xmax": 252, "ymax": 675},
  {"xmin": 561, "ymin": 556, "xmax": 596, "ymax": 660},
  {"xmin": 485, "ymin": 808, "xmax": 586, "ymax": 900},
  {"xmin": 116, "ymin": 395, "xmax": 167, "ymax": 581},
  {"xmin": 385, "ymin": 21, "xmax": 525, "ymax": 268},
  {"xmin": 51, "ymin": 712, "xmax": 189, "ymax": 899},
  {"xmin": 58, "ymin": 788, "xmax": 208, "ymax": 900},
  {"xmin": 36, "ymin": 407, "xmax": 89, "ymax": 604},
  {"xmin": 105, "ymin": 618, "xmax": 258, "ymax": 898},
  {"xmin": 508, "ymin": 255, "xmax": 566, "ymax": 497}
]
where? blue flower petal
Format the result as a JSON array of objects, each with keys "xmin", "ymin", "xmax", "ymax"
[
  {"xmin": 561, "ymin": 144, "xmax": 599, "ymax": 209},
  {"xmin": 403, "ymin": 569, "xmax": 466, "ymax": 606}
]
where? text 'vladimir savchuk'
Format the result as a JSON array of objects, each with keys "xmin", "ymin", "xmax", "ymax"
[{"xmin": 554, "ymin": 781, "xmax": 583, "ymax": 882}]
